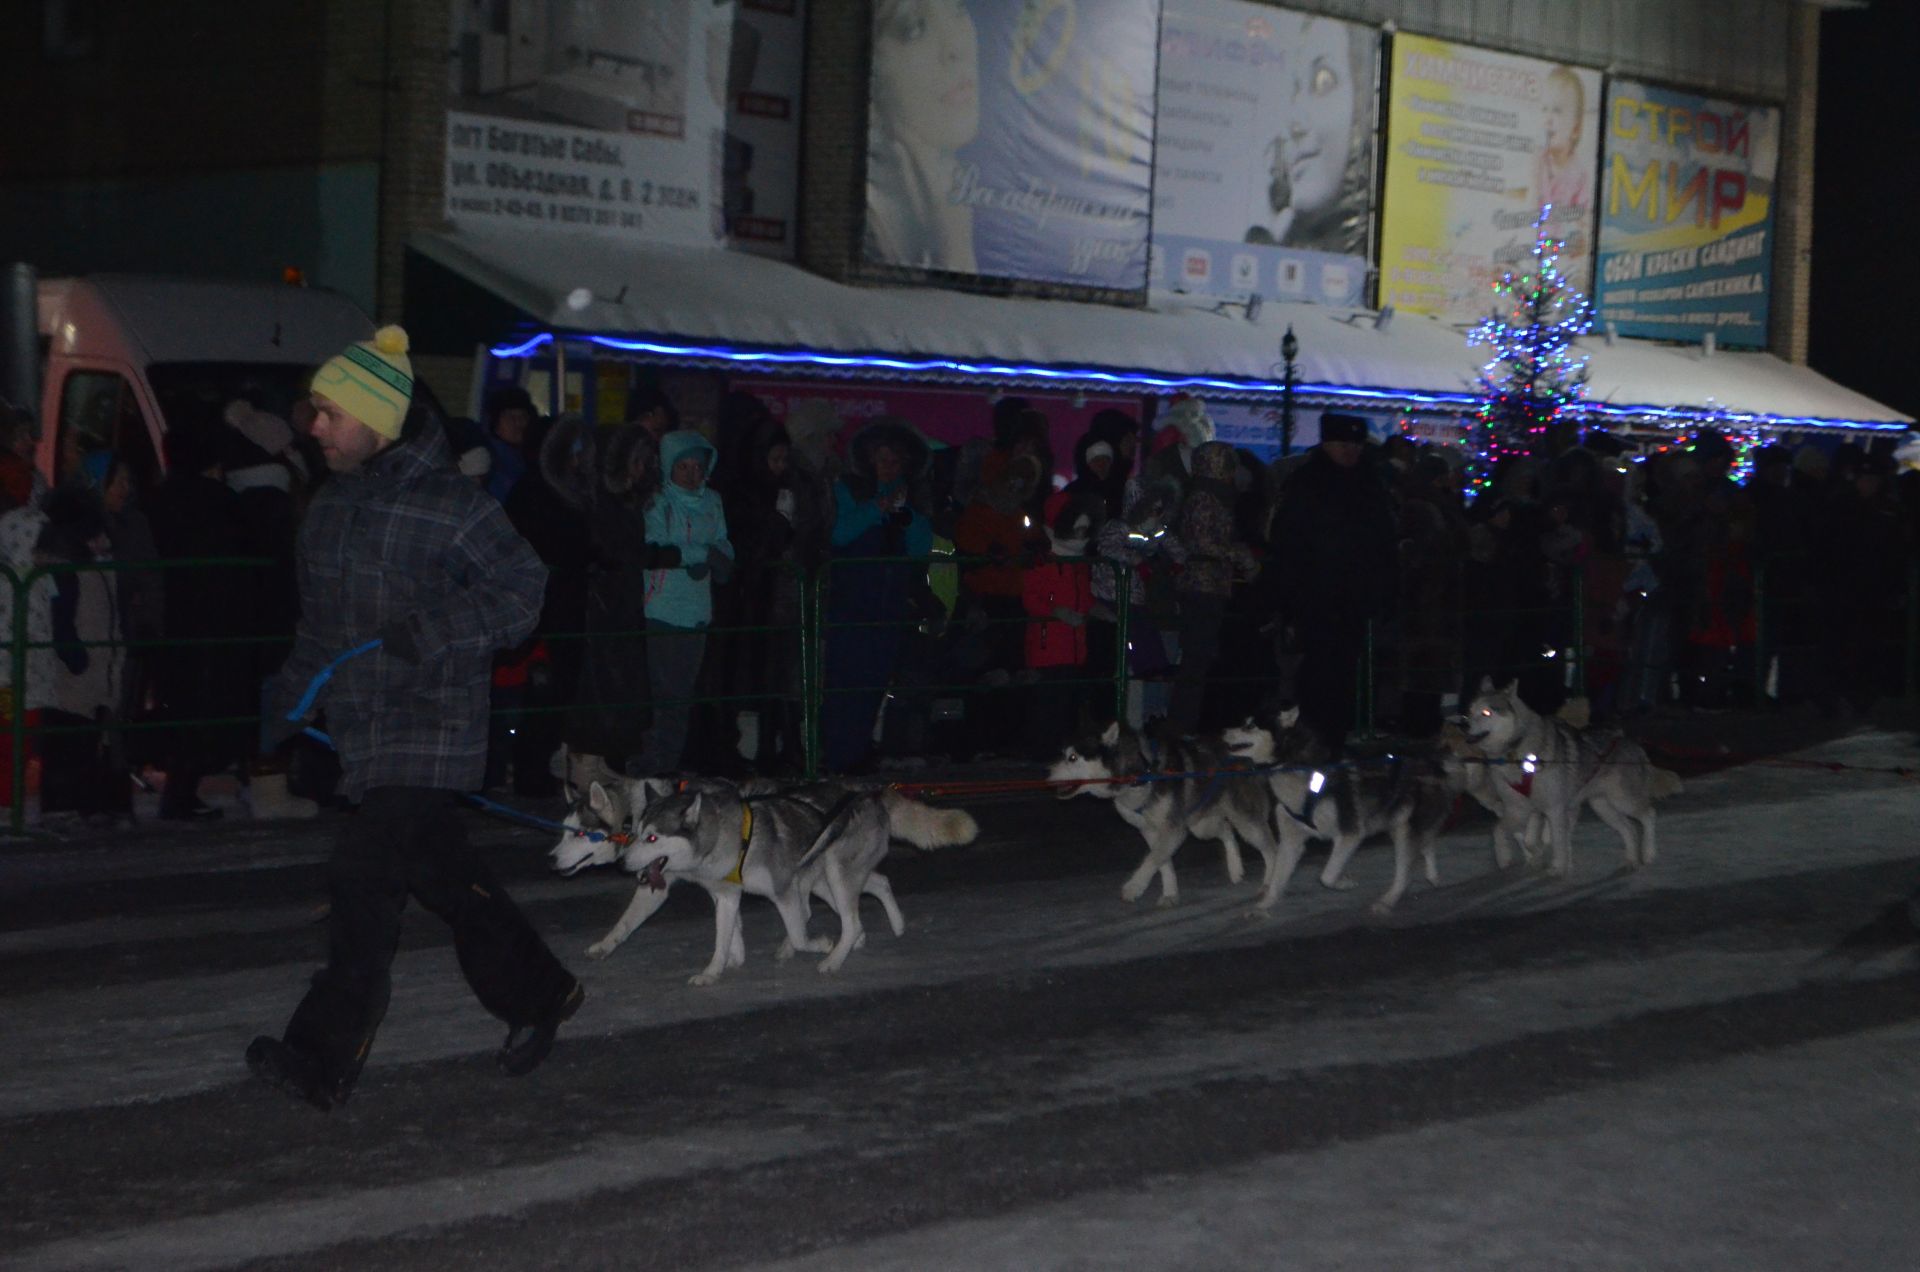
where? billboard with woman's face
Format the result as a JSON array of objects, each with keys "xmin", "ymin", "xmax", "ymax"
[
  {"xmin": 863, "ymin": 0, "xmax": 1160, "ymax": 290},
  {"xmin": 1377, "ymin": 35, "xmax": 1601, "ymax": 322},
  {"xmin": 1150, "ymin": 1, "xmax": 1377, "ymax": 305},
  {"xmin": 1594, "ymin": 81, "xmax": 1778, "ymax": 347}
]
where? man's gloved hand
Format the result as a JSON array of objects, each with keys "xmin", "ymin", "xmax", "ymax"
[
  {"xmin": 707, "ymin": 546, "xmax": 734, "ymax": 585},
  {"xmin": 1052, "ymin": 605, "xmax": 1086, "ymax": 628},
  {"xmin": 686, "ymin": 560, "xmax": 711, "ymax": 580},
  {"xmin": 377, "ymin": 620, "xmax": 422, "ymax": 665}
]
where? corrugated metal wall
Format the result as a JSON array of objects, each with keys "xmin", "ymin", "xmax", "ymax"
[{"xmin": 1306, "ymin": 0, "xmax": 1793, "ymax": 102}]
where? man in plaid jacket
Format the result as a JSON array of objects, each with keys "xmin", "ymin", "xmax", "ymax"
[{"xmin": 247, "ymin": 326, "xmax": 583, "ymax": 1111}]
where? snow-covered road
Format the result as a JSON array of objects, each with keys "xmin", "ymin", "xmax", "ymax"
[{"xmin": 4, "ymin": 729, "xmax": 1917, "ymax": 1270}]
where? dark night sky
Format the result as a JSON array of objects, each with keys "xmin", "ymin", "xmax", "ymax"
[{"xmin": 1808, "ymin": 2, "xmax": 1919, "ymax": 421}]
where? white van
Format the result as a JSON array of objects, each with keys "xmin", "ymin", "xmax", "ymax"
[{"xmin": 33, "ymin": 275, "xmax": 374, "ymax": 486}]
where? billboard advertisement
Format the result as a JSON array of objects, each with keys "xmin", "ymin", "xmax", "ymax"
[
  {"xmin": 1377, "ymin": 35, "xmax": 1601, "ymax": 322},
  {"xmin": 1150, "ymin": 1, "xmax": 1377, "ymax": 306},
  {"xmin": 862, "ymin": 0, "xmax": 1159, "ymax": 290},
  {"xmin": 445, "ymin": 0, "xmax": 735, "ymax": 245},
  {"xmin": 1594, "ymin": 81, "xmax": 1778, "ymax": 347},
  {"xmin": 725, "ymin": 0, "xmax": 805, "ymax": 258}
]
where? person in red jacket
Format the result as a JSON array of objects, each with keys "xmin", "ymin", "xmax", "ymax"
[
  {"xmin": 954, "ymin": 453, "xmax": 1045, "ymax": 755},
  {"xmin": 1022, "ymin": 493, "xmax": 1101, "ymax": 757}
]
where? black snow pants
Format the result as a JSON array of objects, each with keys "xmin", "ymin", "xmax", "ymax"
[
  {"xmin": 279, "ymin": 786, "xmax": 576, "ymax": 1089},
  {"xmin": 1296, "ymin": 611, "xmax": 1368, "ymax": 750}
]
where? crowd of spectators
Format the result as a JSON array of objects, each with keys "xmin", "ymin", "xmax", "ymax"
[{"xmin": 0, "ymin": 383, "xmax": 1914, "ymax": 824}]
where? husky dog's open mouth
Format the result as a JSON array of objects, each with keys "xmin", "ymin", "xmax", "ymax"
[{"xmin": 641, "ymin": 855, "xmax": 669, "ymax": 891}]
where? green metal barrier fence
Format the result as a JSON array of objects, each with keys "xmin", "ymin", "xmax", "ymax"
[{"xmin": 5, "ymin": 552, "xmax": 1913, "ymax": 833}]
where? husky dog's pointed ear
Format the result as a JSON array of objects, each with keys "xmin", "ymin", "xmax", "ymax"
[
  {"xmin": 1500, "ymin": 678, "xmax": 1520, "ymax": 697},
  {"xmin": 1100, "ymin": 720, "xmax": 1121, "ymax": 747},
  {"xmin": 1279, "ymin": 705, "xmax": 1300, "ymax": 728},
  {"xmin": 588, "ymin": 781, "xmax": 613, "ymax": 820},
  {"xmin": 685, "ymin": 792, "xmax": 702, "ymax": 823}
]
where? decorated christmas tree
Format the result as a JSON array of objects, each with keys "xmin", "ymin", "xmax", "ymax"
[{"xmin": 1465, "ymin": 208, "xmax": 1593, "ymax": 498}]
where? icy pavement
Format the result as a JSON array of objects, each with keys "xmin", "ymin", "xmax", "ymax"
[
  {"xmin": 742, "ymin": 1018, "xmax": 1920, "ymax": 1272},
  {"xmin": 3, "ymin": 727, "xmax": 1918, "ymax": 1270},
  {"xmin": 10, "ymin": 729, "xmax": 1918, "ymax": 1120}
]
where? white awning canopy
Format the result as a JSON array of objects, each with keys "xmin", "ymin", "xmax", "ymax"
[{"xmin": 412, "ymin": 228, "xmax": 1910, "ymax": 433}]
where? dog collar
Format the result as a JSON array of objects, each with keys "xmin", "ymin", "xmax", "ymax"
[{"xmin": 723, "ymin": 804, "xmax": 754, "ymax": 885}]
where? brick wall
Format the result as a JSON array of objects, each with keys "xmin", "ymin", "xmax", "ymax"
[
  {"xmin": 375, "ymin": 0, "xmax": 453, "ymax": 324},
  {"xmin": 797, "ymin": 0, "xmax": 868, "ymax": 282},
  {"xmin": 1768, "ymin": 5, "xmax": 1817, "ymax": 365}
]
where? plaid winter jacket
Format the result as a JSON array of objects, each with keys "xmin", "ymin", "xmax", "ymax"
[{"xmin": 273, "ymin": 425, "xmax": 546, "ymax": 799}]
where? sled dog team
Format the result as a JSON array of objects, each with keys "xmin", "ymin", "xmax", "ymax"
[
  {"xmin": 551, "ymin": 679, "xmax": 1679, "ymax": 981},
  {"xmin": 1048, "ymin": 678, "xmax": 1682, "ymax": 918}
]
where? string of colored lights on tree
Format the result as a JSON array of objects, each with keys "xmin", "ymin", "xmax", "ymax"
[
  {"xmin": 1680, "ymin": 403, "xmax": 1765, "ymax": 483},
  {"xmin": 1463, "ymin": 207, "xmax": 1594, "ymax": 499}
]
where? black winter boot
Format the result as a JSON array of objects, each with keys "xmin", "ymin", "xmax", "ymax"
[
  {"xmin": 498, "ymin": 980, "xmax": 586, "ymax": 1077},
  {"xmin": 246, "ymin": 1036, "xmax": 334, "ymax": 1112}
]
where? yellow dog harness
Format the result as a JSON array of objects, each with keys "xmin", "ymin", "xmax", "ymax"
[{"xmin": 723, "ymin": 803, "xmax": 754, "ymax": 885}]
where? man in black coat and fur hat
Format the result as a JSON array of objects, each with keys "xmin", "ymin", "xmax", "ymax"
[{"xmin": 1266, "ymin": 412, "xmax": 1397, "ymax": 748}]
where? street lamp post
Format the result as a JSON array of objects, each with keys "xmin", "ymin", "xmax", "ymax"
[{"xmin": 1280, "ymin": 325, "xmax": 1299, "ymax": 457}]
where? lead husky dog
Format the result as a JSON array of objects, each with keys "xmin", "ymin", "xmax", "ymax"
[
  {"xmin": 1223, "ymin": 708, "xmax": 1454, "ymax": 916},
  {"xmin": 622, "ymin": 780, "xmax": 976, "ymax": 981},
  {"xmin": 548, "ymin": 770, "xmax": 680, "ymax": 879},
  {"xmin": 1463, "ymin": 678, "xmax": 1680, "ymax": 876},
  {"xmin": 1048, "ymin": 721, "xmax": 1277, "ymax": 906}
]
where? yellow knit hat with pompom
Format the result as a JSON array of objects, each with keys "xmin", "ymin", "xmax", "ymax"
[{"xmin": 312, "ymin": 325, "xmax": 414, "ymax": 440}]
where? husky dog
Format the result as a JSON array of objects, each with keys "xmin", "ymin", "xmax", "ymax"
[
  {"xmin": 1437, "ymin": 718, "xmax": 1545, "ymax": 868},
  {"xmin": 624, "ymin": 781, "xmax": 977, "ymax": 982},
  {"xmin": 548, "ymin": 771, "xmax": 681, "ymax": 878},
  {"xmin": 1463, "ymin": 678, "xmax": 1681, "ymax": 876},
  {"xmin": 1223, "ymin": 708, "xmax": 1454, "ymax": 916},
  {"xmin": 1048, "ymin": 721, "xmax": 1277, "ymax": 906}
]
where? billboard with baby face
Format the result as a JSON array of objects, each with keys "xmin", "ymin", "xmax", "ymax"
[{"xmin": 1377, "ymin": 34, "xmax": 1601, "ymax": 321}]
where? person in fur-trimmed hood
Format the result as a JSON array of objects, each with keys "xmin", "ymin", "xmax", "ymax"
[
  {"xmin": 1142, "ymin": 394, "xmax": 1216, "ymax": 494},
  {"xmin": 822, "ymin": 417, "xmax": 934, "ymax": 772},
  {"xmin": 720, "ymin": 415, "xmax": 825, "ymax": 773},
  {"xmin": 541, "ymin": 417, "xmax": 679, "ymax": 776}
]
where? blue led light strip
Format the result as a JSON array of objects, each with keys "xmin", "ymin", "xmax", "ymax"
[{"xmin": 487, "ymin": 331, "xmax": 1909, "ymax": 432}]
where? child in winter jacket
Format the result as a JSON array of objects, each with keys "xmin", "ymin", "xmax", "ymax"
[
  {"xmin": 637, "ymin": 430, "xmax": 734, "ymax": 773},
  {"xmin": 1021, "ymin": 493, "xmax": 1101, "ymax": 755}
]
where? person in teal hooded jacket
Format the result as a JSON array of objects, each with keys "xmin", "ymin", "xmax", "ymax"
[{"xmin": 635, "ymin": 430, "xmax": 733, "ymax": 773}]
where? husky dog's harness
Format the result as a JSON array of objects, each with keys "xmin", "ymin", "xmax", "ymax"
[
  {"xmin": 1504, "ymin": 732, "xmax": 1625, "ymax": 798},
  {"xmin": 724, "ymin": 803, "xmax": 755, "ymax": 885},
  {"xmin": 1278, "ymin": 768, "xmax": 1329, "ymax": 828}
]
